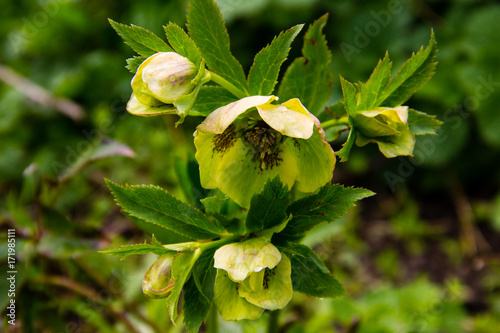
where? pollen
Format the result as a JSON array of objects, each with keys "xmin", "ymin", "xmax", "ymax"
[{"xmin": 213, "ymin": 125, "xmax": 237, "ymax": 156}]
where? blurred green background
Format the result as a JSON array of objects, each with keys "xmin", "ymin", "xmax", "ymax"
[{"xmin": 1, "ymin": 0, "xmax": 500, "ymax": 332}]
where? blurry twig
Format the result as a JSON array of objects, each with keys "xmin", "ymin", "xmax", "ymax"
[
  {"xmin": 450, "ymin": 176, "xmax": 478, "ymax": 257},
  {"xmin": 32, "ymin": 275, "xmax": 141, "ymax": 333},
  {"xmin": 0, "ymin": 64, "xmax": 85, "ymax": 121}
]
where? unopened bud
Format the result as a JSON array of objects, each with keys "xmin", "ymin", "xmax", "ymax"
[{"xmin": 142, "ymin": 253, "xmax": 176, "ymax": 299}]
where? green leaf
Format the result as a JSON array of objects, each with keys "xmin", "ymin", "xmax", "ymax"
[
  {"xmin": 167, "ymin": 251, "xmax": 198, "ymax": 321},
  {"xmin": 278, "ymin": 15, "xmax": 333, "ymax": 115},
  {"xmin": 246, "ymin": 177, "xmax": 291, "ymax": 233},
  {"xmin": 408, "ymin": 108, "xmax": 443, "ymax": 135},
  {"xmin": 192, "ymin": 247, "xmax": 218, "ymax": 300},
  {"xmin": 280, "ymin": 243, "xmax": 346, "ymax": 298},
  {"xmin": 190, "ymin": 86, "xmax": 239, "ymax": 116},
  {"xmin": 100, "ymin": 243, "xmax": 173, "ymax": 259},
  {"xmin": 109, "ymin": 19, "xmax": 173, "ymax": 57},
  {"xmin": 105, "ymin": 180, "xmax": 222, "ymax": 240},
  {"xmin": 377, "ymin": 31, "xmax": 437, "ymax": 107},
  {"xmin": 339, "ymin": 76, "xmax": 357, "ymax": 117},
  {"xmin": 187, "ymin": 0, "xmax": 248, "ymax": 94},
  {"xmin": 277, "ymin": 184, "xmax": 374, "ymax": 242},
  {"xmin": 174, "ymin": 153, "xmax": 206, "ymax": 209},
  {"xmin": 357, "ymin": 52, "xmax": 392, "ymax": 110},
  {"xmin": 247, "ymin": 24, "xmax": 303, "ymax": 95},
  {"xmin": 164, "ymin": 22, "xmax": 202, "ymax": 67},
  {"xmin": 126, "ymin": 56, "xmax": 146, "ymax": 73},
  {"xmin": 126, "ymin": 213, "xmax": 191, "ymax": 244},
  {"xmin": 183, "ymin": 277, "xmax": 211, "ymax": 333}
]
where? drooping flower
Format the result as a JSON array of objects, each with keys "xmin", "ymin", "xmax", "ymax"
[
  {"xmin": 353, "ymin": 106, "xmax": 415, "ymax": 157},
  {"xmin": 142, "ymin": 253, "xmax": 176, "ymax": 299},
  {"xmin": 127, "ymin": 52, "xmax": 198, "ymax": 116},
  {"xmin": 213, "ymin": 238, "xmax": 293, "ymax": 321},
  {"xmin": 194, "ymin": 95, "xmax": 336, "ymax": 208}
]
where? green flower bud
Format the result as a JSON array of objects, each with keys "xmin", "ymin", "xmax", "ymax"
[
  {"xmin": 142, "ymin": 253, "xmax": 176, "ymax": 299},
  {"xmin": 353, "ymin": 106, "xmax": 416, "ymax": 157},
  {"xmin": 127, "ymin": 52, "xmax": 197, "ymax": 116}
]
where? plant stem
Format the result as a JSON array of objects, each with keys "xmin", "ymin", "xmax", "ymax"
[
  {"xmin": 321, "ymin": 116, "xmax": 350, "ymax": 130},
  {"xmin": 208, "ymin": 71, "xmax": 248, "ymax": 99},
  {"xmin": 267, "ymin": 310, "xmax": 280, "ymax": 333},
  {"xmin": 206, "ymin": 303, "xmax": 218, "ymax": 333}
]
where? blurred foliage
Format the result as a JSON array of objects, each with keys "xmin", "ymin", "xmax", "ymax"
[{"xmin": 1, "ymin": 0, "xmax": 499, "ymax": 332}]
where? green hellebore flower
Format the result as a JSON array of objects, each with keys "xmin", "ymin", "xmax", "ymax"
[
  {"xmin": 194, "ymin": 95, "xmax": 336, "ymax": 208},
  {"xmin": 127, "ymin": 52, "xmax": 197, "ymax": 116},
  {"xmin": 213, "ymin": 238, "xmax": 293, "ymax": 320},
  {"xmin": 142, "ymin": 253, "xmax": 176, "ymax": 299},
  {"xmin": 353, "ymin": 106, "xmax": 416, "ymax": 158}
]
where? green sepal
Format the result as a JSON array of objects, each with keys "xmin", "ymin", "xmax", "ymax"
[
  {"xmin": 279, "ymin": 243, "xmax": 346, "ymax": 298},
  {"xmin": 108, "ymin": 19, "xmax": 173, "ymax": 57}
]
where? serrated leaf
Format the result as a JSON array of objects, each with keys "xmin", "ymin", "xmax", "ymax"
[
  {"xmin": 126, "ymin": 213, "xmax": 191, "ymax": 244},
  {"xmin": 187, "ymin": 0, "xmax": 248, "ymax": 94},
  {"xmin": 277, "ymin": 184, "xmax": 374, "ymax": 242},
  {"xmin": 279, "ymin": 244, "xmax": 346, "ymax": 298},
  {"xmin": 190, "ymin": 85, "xmax": 239, "ymax": 116},
  {"xmin": 100, "ymin": 243, "xmax": 173, "ymax": 259},
  {"xmin": 336, "ymin": 127, "xmax": 356, "ymax": 162},
  {"xmin": 167, "ymin": 251, "xmax": 198, "ymax": 321},
  {"xmin": 278, "ymin": 15, "xmax": 333, "ymax": 115},
  {"xmin": 106, "ymin": 180, "xmax": 222, "ymax": 240},
  {"xmin": 408, "ymin": 108, "xmax": 443, "ymax": 135},
  {"xmin": 192, "ymin": 246, "xmax": 218, "ymax": 300},
  {"xmin": 245, "ymin": 177, "xmax": 291, "ymax": 234},
  {"xmin": 183, "ymin": 277, "xmax": 211, "ymax": 333},
  {"xmin": 358, "ymin": 52, "xmax": 392, "ymax": 110},
  {"xmin": 339, "ymin": 76, "xmax": 357, "ymax": 117},
  {"xmin": 126, "ymin": 56, "xmax": 146, "ymax": 73},
  {"xmin": 247, "ymin": 24, "xmax": 303, "ymax": 95},
  {"xmin": 109, "ymin": 19, "xmax": 173, "ymax": 57},
  {"xmin": 377, "ymin": 31, "xmax": 437, "ymax": 107},
  {"xmin": 164, "ymin": 22, "xmax": 202, "ymax": 67}
]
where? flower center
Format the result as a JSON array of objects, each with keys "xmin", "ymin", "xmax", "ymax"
[{"xmin": 244, "ymin": 121, "xmax": 283, "ymax": 171}]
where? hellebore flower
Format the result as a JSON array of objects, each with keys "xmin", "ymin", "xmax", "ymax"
[
  {"xmin": 213, "ymin": 238, "xmax": 292, "ymax": 321},
  {"xmin": 142, "ymin": 253, "xmax": 176, "ymax": 299},
  {"xmin": 127, "ymin": 52, "xmax": 197, "ymax": 116},
  {"xmin": 353, "ymin": 106, "xmax": 415, "ymax": 158},
  {"xmin": 194, "ymin": 95, "xmax": 336, "ymax": 208}
]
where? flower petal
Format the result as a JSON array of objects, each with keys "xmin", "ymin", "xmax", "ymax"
[
  {"xmin": 282, "ymin": 128, "xmax": 335, "ymax": 193},
  {"xmin": 257, "ymin": 98, "xmax": 314, "ymax": 139},
  {"xmin": 132, "ymin": 56, "xmax": 163, "ymax": 106},
  {"xmin": 214, "ymin": 238, "xmax": 282, "ymax": 282},
  {"xmin": 238, "ymin": 254, "xmax": 293, "ymax": 311},
  {"xmin": 126, "ymin": 94, "xmax": 177, "ymax": 116},
  {"xmin": 356, "ymin": 128, "xmax": 416, "ymax": 158},
  {"xmin": 197, "ymin": 95, "xmax": 277, "ymax": 134},
  {"xmin": 142, "ymin": 52, "xmax": 196, "ymax": 104},
  {"xmin": 214, "ymin": 270, "xmax": 264, "ymax": 321}
]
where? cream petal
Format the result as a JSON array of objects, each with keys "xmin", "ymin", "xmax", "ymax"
[
  {"xmin": 197, "ymin": 95, "xmax": 277, "ymax": 134},
  {"xmin": 257, "ymin": 98, "xmax": 314, "ymax": 139},
  {"xmin": 126, "ymin": 94, "xmax": 177, "ymax": 116},
  {"xmin": 214, "ymin": 238, "xmax": 282, "ymax": 282}
]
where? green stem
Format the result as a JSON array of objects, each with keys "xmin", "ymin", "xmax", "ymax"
[
  {"xmin": 206, "ymin": 303, "xmax": 218, "ymax": 333},
  {"xmin": 200, "ymin": 235, "xmax": 241, "ymax": 251},
  {"xmin": 208, "ymin": 71, "xmax": 248, "ymax": 99},
  {"xmin": 321, "ymin": 116, "xmax": 350, "ymax": 130},
  {"xmin": 267, "ymin": 310, "xmax": 280, "ymax": 333}
]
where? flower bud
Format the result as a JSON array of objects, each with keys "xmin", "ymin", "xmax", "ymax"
[
  {"xmin": 353, "ymin": 106, "xmax": 409, "ymax": 138},
  {"xmin": 142, "ymin": 253, "xmax": 176, "ymax": 299},
  {"xmin": 132, "ymin": 52, "xmax": 197, "ymax": 105}
]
